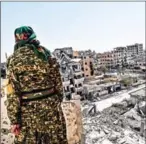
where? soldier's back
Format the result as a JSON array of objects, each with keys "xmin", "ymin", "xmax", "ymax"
[{"xmin": 7, "ymin": 45, "xmax": 54, "ymax": 93}]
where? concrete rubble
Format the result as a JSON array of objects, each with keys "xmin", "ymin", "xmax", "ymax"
[{"xmin": 82, "ymin": 98, "xmax": 146, "ymax": 144}]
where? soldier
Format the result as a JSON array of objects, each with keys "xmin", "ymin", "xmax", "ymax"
[{"xmin": 6, "ymin": 26, "xmax": 68, "ymax": 143}]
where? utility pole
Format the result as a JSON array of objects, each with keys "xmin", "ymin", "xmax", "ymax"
[{"xmin": 5, "ymin": 53, "xmax": 8, "ymax": 60}]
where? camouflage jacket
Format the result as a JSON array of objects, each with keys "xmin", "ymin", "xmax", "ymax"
[{"xmin": 6, "ymin": 45, "xmax": 63, "ymax": 124}]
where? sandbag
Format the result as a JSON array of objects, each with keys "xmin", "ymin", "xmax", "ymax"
[{"xmin": 61, "ymin": 100, "xmax": 83, "ymax": 144}]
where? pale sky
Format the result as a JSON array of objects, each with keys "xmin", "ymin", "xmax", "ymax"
[{"xmin": 1, "ymin": 2, "xmax": 145, "ymax": 62}]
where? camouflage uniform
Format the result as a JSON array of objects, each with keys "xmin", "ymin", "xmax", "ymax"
[{"xmin": 6, "ymin": 46, "xmax": 68, "ymax": 144}]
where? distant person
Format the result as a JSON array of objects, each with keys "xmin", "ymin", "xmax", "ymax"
[
  {"xmin": 1, "ymin": 67, "xmax": 6, "ymax": 79},
  {"xmin": 6, "ymin": 26, "xmax": 67, "ymax": 143}
]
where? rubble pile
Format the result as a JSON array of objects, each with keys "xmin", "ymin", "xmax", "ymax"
[{"xmin": 82, "ymin": 99, "xmax": 145, "ymax": 144}]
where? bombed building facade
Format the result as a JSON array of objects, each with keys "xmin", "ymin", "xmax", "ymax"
[{"xmin": 53, "ymin": 47, "xmax": 85, "ymax": 99}]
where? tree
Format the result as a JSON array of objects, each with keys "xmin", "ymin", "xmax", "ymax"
[
  {"xmin": 101, "ymin": 66, "xmax": 107, "ymax": 75},
  {"xmin": 120, "ymin": 77, "xmax": 132, "ymax": 87}
]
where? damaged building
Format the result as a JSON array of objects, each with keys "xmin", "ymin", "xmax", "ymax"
[
  {"xmin": 53, "ymin": 47, "xmax": 73, "ymax": 59},
  {"xmin": 73, "ymin": 50, "xmax": 95, "ymax": 78},
  {"xmin": 53, "ymin": 48, "xmax": 84, "ymax": 99}
]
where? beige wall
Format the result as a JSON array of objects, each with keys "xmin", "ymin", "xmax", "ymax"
[
  {"xmin": 73, "ymin": 51, "xmax": 79, "ymax": 58},
  {"xmin": 82, "ymin": 56, "xmax": 94, "ymax": 77}
]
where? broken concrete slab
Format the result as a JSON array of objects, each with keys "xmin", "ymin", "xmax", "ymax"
[
  {"xmin": 88, "ymin": 130, "xmax": 105, "ymax": 140},
  {"xmin": 124, "ymin": 109, "xmax": 141, "ymax": 121},
  {"xmin": 93, "ymin": 92, "xmax": 131, "ymax": 112},
  {"xmin": 139, "ymin": 101, "xmax": 146, "ymax": 115},
  {"xmin": 127, "ymin": 119, "xmax": 141, "ymax": 131},
  {"xmin": 108, "ymin": 131, "xmax": 121, "ymax": 141}
]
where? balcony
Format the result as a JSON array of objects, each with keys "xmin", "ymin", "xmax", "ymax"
[
  {"xmin": 64, "ymin": 91, "xmax": 71, "ymax": 96},
  {"xmin": 74, "ymin": 77, "xmax": 84, "ymax": 84},
  {"xmin": 63, "ymin": 81, "xmax": 70, "ymax": 87},
  {"xmin": 76, "ymin": 87, "xmax": 83, "ymax": 92},
  {"xmin": 74, "ymin": 71, "xmax": 84, "ymax": 76}
]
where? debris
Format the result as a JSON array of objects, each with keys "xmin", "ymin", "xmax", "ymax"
[
  {"xmin": 103, "ymin": 129, "xmax": 110, "ymax": 134},
  {"xmin": 140, "ymin": 119, "xmax": 146, "ymax": 138},
  {"xmin": 109, "ymin": 134, "xmax": 118, "ymax": 141},
  {"xmin": 113, "ymin": 120, "xmax": 119, "ymax": 125},
  {"xmin": 101, "ymin": 139, "xmax": 113, "ymax": 144},
  {"xmin": 109, "ymin": 132, "xmax": 120, "ymax": 141},
  {"xmin": 124, "ymin": 109, "xmax": 141, "ymax": 121},
  {"xmin": 88, "ymin": 104, "xmax": 97, "ymax": 116},
  {"xmin": 119, "ymin": 138, "xmax": 126, "ymax": 144},
  {"xmin": 139, "ymin": 101, "xmax": 146, "ymax": 115},
  {"xmin": 82, "ymin": 98, "xmax": 145, "ymax": 144},
  {"xmin": 92, "ymin": 130, "xmax": 105, "ymax": 140}
]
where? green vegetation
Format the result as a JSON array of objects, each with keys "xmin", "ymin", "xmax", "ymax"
[
  {"xmin": 100, "ymin": 66, "xmax": 108, "ymax": 74},
  {"xmin": 120, "ymin": 77, "xmax": 133, "ymax": 87}
]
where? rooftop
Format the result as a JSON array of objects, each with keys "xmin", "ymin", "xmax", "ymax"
[{"xmin": 71, "ymin": 58, "xmax": 81, "ymax": 63}]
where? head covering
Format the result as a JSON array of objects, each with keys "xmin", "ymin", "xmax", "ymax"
[{"xmin": 14, "ymin": 26, "xmax": 51, "ymax": 61}]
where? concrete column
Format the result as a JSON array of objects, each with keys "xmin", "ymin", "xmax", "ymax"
[{"xmin": 140, "ymin": 118, "xmax": 146, "ymax": 137}]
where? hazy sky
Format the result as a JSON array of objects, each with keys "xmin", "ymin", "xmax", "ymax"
[{"xmin": 1, "ymin": 2, "xmax": 145, "ymax": 62}]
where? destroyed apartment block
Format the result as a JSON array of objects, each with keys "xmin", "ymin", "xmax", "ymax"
[
  {"xmin": 83, "ymin": 79, "xmax": 122, "ymax": 101},
  {"xmin": 54, "ymin": 48, "xmax": 85, "ymax": 100},
  {"xmin": 73, "ymin": 50, "xmax": 95, "ymax": 78}
]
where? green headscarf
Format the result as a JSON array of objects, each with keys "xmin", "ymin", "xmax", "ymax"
[{"xmin": 14, "ymin": 26, "xmax": 51, "ymax": 61}]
